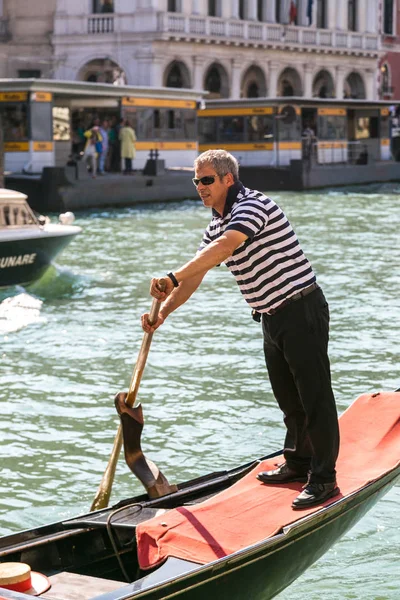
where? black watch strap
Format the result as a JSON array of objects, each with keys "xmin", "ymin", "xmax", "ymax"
[{"xmin": 167, "ymin": 272, "xmax": 179, "ymax": 288}]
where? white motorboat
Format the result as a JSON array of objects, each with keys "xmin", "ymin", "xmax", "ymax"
[{"xmin": 0, "ymin": 188, "xmax": 81, "ymax": 288}]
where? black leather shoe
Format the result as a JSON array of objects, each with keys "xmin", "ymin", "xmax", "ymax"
[
  {"xmin": 257, "ymin": 463, "xmax": 308, "ymax": 484},
  {"xmin": 292, "ymin": 482, "xmax": 340, "ymax": 509}
]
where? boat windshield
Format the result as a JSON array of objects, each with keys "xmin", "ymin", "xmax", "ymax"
[{"xmin": 0, "ymin": 201, "xmax": 39, "ymax": 228}]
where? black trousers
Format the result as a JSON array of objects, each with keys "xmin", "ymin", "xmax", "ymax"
[{"xmin": 262, "ymin": 287, "xmax": 339, "ymax": 483}]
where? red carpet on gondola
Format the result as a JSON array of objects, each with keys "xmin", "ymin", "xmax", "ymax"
[{"xmin": 136, "ymin": 392, "xmax": 400, "ymax": 570}]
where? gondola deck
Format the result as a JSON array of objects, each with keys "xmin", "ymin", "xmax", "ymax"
[{"xmin": 0, "ymin": 391, "xmax": 399, "ymax": 600}]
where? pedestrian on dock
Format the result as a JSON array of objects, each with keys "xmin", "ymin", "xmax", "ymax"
[
  {"xmin": 141, "ymin": 149, "xmax": 340, "ymax": 510},
  {"xmin": 119, "ymin": 119, "xmax": 137, "ymax": 175},
  {"xmin": 83, "ymin": 125, "xmax": 102, "ymax": 178},
  {"xmin": 98, "ymin": 119, "xmax": 110, "ymax": 175}
]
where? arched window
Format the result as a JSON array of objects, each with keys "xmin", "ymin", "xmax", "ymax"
[
  {"xmin": 166, "ymin": 64, "xmax": 183, "ymax": 88},
  {"xmin": 282, "ymin": 81, "xmax": 294, "ymax": 96},
  {"xmin": 205, "ymin": 66, "xmax": 221, "ymax": 94},
  {"xmin": 247, "ymin": 82, "xmax": 260, "ymax": 98}
]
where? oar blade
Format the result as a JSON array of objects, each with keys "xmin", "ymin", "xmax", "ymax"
[{"xmin": 116, "ymin": 393, "xmax": 177, "ymax": 498}]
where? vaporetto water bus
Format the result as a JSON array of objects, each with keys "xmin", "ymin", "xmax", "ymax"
[
  {"xmin": 0, "ymin": 79, "xmax": 201, "ymax": 212},
  {"xmin": 197, "ymin": 97, "xmax": 399, "ymax": 190}
]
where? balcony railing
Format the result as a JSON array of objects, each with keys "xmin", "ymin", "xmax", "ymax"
[
  {"xmin": 53, "ymin": 12, "xmax": 380, "ymax": 55},
  {"xmin": 158, "ymin": 13, "xmax": 380, "ymax": 54},
  {"xmin": 88, "ymin": 15, "xmax": 114, "ymax": 34}
]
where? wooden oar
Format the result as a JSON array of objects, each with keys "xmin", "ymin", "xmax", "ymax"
[{"xmin": 91, "ymin": 279, "xmax": 176, "ymax": 511}]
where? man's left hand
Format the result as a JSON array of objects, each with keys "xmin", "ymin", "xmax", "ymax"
[{"xmin": 150, "ymin": 277, "xmax": 174, "ymax": 300}]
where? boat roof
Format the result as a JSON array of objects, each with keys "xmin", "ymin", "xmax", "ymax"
[
  {"xmin": 0, "ymin": 78, "xmax": 205, "ymax": 101},
  {"xmin": 202, "ymin": 96, "xmax": 396, "ymax": 108},
  {"xmin": 0, "ymin": 188, "xmax": 28, "ymax": 202}
]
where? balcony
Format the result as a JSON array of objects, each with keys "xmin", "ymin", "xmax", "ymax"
[
  {"xmin": 88, "ymin": 15, "xmax": 114, "ymax": 34},
  {"xmin": 52, "ymin": 11, "xmax": 380, "ymax": 57},
  {"xmin": 157, "ymin": 13, "xmax": 380, "ymax": 56}
]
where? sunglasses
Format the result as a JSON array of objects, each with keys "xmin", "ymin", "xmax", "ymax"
[{"xmin": 192, "ymin": 175, "xmax": 218, "ymax": 187}]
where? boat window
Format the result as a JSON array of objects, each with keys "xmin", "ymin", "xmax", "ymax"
[
  {"xmin": 277, "ymin": 118, "xmax": 301, "ymax": 142},
  {"xmin": 53, "ymin": 106, "xmax": 71, "ymax": 141},
  {"xmin": 31, "ymin": 101, "xmax": 52, "ymax": 141},
  {"xmin": 318, "ymin": 115, "xmax": 346, "ymax": 140},
  {"xmin": 0, "ymin": 203, "xmax": 37, "ymax": 227},
  {"xmin": 182, "ymin": 109, "xmax": 196, "ymax": 139},
  {"xmin": 218, "ymin": 117, "xmax": 245, "ymax": 142},
  {"xmin": 247, "ymin": 115, "xmax": 274, "ymax": 142},
  {"xmin": 136, "ymin": 108, "xmax": 153, "ymax": 139},
  {"xmin": 355, "ymin": 117, "xmax": 370, "ymax": 140},
  {"xmin": 198, "ymin": 117, "xmax": 217, "ymax": 143},
  {"xmin": 3, "ymin": 104, "xmax": 28, "ymax": 142}
]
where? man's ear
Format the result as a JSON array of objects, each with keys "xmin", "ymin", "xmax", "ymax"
[{"xmin": 225, "ymin": 172, "xmax": 235, "ymax": 186}]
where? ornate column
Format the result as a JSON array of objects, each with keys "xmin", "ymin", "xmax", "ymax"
[
  {"xmin": 265, "ymin": 0, "xmax": 276, "ymax": 22},
  {"xmin": 231, "ymin": 0, "xmax": 239, "ymax": 19},
  {"xmin": 336, "ymin": 0, "xmax": 347, "ymax": 30},
  {"xmin": 191, "ymin": 0, "xmax": 201, "ymax": 13},
  {"xmin": 231, "ymin": 57, "xmax": 242, "ymax": 98},
  {"xmin": 326, "ymin": 0, "xmax": 336, "ymax": 31},
  {"xmin": 247, "ymin": 0, "xmax": 258, "ymax": 20},
  {"xmin": 192, "ymin": 56, "xmax": 205, "ymax": 90},
  {"xmin": 268, "ymin": 61, "xmax": 280, "ymax": 98},
  {"xmin": 335, "ymin": 66, "xmax": 346, "ymax": 99},
  {"xmin": 357, "ymin": 1, "xmax": 366, "ymax": 33},
  {"xmin": 366, "ymin": 0, "xmax": 377, "ymax": 33},
  {"xmin": 365, "ymin": 69, "xmax": 376, "ymax": 100},
  {"xmin": 303, "ymin": 63, "xmax": 314, "ymax": 99}
]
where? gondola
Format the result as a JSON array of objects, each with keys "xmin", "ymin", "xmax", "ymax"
[
  {"xmin": 0, "ymin": 189, "xmax": 81, "ymax": 288},
  {"xmin": 0, "ymin": 389, "xmax": 399, "ymax": 599}
]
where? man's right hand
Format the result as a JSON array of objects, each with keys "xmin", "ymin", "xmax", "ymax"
[{"xmin": 141, "ymin": 312, "xmax": 165, "ymax": 333}]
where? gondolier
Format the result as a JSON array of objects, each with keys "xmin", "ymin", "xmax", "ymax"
[{"xmin": 142, "ymin": 149, "xmax": 340, "ymax": 509}]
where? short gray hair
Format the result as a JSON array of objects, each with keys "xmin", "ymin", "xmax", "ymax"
[{"xmin": 194, "ymin": 149, "xmax": 239, "ymax": 181}]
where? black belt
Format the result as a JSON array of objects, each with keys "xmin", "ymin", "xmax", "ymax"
[{"xmin": 267, "ymin": 282, "xmax": 319, "ymax": 316}]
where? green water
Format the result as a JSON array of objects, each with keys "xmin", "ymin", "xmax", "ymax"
[{"xmin": 0, "ymin": 185, "xmax": 399, "ymax": 599}]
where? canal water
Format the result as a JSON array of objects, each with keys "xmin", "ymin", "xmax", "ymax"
[{"xmin": 0, "ymin": 185, "xmax": 399, "ymax": 599}]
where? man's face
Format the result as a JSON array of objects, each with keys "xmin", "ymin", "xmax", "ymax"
[{"xmin": 194, "ymin": 162, "xmax": 234, "ymax": 215}]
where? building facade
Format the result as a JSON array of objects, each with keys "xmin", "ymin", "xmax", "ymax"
[
  {"xmin": 378, "ymin": 0, "xmax": 400, "ymax": 99},
  {"xmin": 0, "ymin": 1, "xmax": 397, "ymax": 101},
  {"xmin": 0, "ymin": 0, "xmax": 56, "ymax": 79}
]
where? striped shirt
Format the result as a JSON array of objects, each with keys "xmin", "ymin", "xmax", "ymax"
[{"xmin": 198, "ymin": 181, "xmax": 316, "ymax": 313}]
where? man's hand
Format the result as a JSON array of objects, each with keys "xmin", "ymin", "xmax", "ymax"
[
  {"xmin": 141, "ymin": 312, "xmax": 165, "ymax": 333},
  {"xmin": 150, "ymin": 277, "xmax": 175, "ymax": 300}
]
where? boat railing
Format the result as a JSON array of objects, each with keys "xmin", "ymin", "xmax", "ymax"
[{"xmin": 309, "ymin": 140, "xmax": 366, "ymax": 166}]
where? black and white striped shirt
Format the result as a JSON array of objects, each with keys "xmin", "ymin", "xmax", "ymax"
[{"xmin": 199, "ymin": 181, "xmax": 316, "ymax": 313}]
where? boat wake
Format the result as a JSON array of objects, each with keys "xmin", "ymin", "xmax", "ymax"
[
  {"xmin": 0, "ymin": 293, "xmax": 45, "ymax": 334},
  {"xmin": 26, "ymin": 264, "xmax": 88, "ymax": 300}
]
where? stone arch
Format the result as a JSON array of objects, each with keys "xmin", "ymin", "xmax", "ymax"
[
  {"xmin": 163, "ymin": 60, "xmax": 191, "ymax": 88},
  {"xmin": 241, "ymin": 65, "xmax": 267, "ymax": 98},
  {"xmin": 344, "ymin": 71, "xmax": 366, "ymax": 99},
  {"xmin": 77, "ymin": 57, "xmax": 126, "ymax": 85},
  {"xmin": 277, "ymin": 67, "xmax": 303, "ymax": 97},
  {"xmin": 204, "ymin": 62, "xmax": 230, "ymax": 98},
  {"xmin": 312, "ymin": 69, "xmax": 335, "ymax": 98}
]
